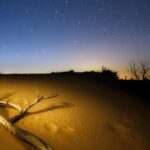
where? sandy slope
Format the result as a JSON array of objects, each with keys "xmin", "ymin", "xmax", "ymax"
[{"xmin": 0, "ymin": 76, "xmax": 150, "ymax": 150}]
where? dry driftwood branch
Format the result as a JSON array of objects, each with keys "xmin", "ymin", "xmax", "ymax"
[
  {"xmin": 24, "ymin": 94, "xmax": 58, "ymax": 113},
  {"xmin": 0, "ymin": 94, "xmax": 58, "ymax": 150},
  {"xmin": 0, "ymin": 115, "xmax": 52, "ymax": 150},
  {"xmin": 10, "ymin": 94, "xmax": 58, "ymax": 124}
]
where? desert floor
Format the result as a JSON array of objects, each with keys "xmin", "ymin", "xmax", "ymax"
[{"xmin": 0, "ymin": 75, "xmax": 150, "ymax": 150}]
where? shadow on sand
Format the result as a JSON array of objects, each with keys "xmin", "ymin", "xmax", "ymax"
[
  {"xmin": 26, "ymin": 101, "xmax": 74, "ymax": 116},
  {"xmin": 0, "ymin": 92, "xmax": 15, "ymax": 101}
]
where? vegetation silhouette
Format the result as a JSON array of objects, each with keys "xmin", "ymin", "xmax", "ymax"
[
  {"xmin": 50, "ymin": 67, "xmax": 119, "ymax": 80},
  {"xmin": 128, "ymin": 60, "xmax": 150, "ymax": 80},
  {"xmin": 0, "ymin": 61, "xmax": 150, "ymax": 81},
  {"xmin": 99, "ymin": 66, "xmax": 119, "ymax": 80}
]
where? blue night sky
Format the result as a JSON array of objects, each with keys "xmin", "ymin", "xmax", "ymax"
[{"xmin": 0, "ymin": 0, "xmax": 150, "ymax": 76}]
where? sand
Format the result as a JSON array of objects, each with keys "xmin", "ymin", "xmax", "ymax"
[{"xmin": 0, "ymin": 75, "xmax": 150, "ymax": 150}]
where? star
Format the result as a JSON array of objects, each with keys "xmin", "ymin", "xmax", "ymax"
[
  {"xmin": 3, "ymin": 45, "xmax": 8, "ymax": 49},
  {"xmin": 41, "ymin": 49, "xmax": 49, "ymax": 55},
  {"xmin": 73, "ymin": 40, "xmax": 78, "ymax": 44},
  {"xmin": 78, "ymin": 21, "xmax": 81, "ymax": 25},
  {"xmin": 55, "ymin": 9, "xmax": 58, "ymax": 14},
  {"xmin": 65, "ymin": 0, "xmax": 68, "ymax": 4},
  {"xmin": 15, "ymin": 53, "xmax": 21, "ymax": 58},
  {"xmin": 103, "ymin": 28, "xmax": 107, "ymax": 32},
  {"xmin": 0, "ymin": 49, "xmax": 5, "ymax": 53},
  {"xmin": 25, "ymin": 9, "xmax": 30, "ymax": 14},
  {"xmin": 30, "ymin": 28, "xmax": 34, "ymax": 33},
  {"xmin": 144, "ymin": 0, "xmax": 148, "ymax": 9}
]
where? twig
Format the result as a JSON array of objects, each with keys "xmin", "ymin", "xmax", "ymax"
[
  {"xmin": 10, "ymin": 94, "xmax": 58, "ymax": 124},
  {"xmin": 24, "ymin": 94, "xmax": 58, "ymax": 113}
]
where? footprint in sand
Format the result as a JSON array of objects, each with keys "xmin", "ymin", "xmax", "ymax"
[
  {"xmin": 63, "ymin": 126, "xmax": 75, "ymax": 135},
  {"xmin": 44, "ymin": 123, "xmax": 58, "ymax": 136}
]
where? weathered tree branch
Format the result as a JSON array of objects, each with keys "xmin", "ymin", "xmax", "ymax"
[
  {"xmin": 24, "ymin": 95, "xmax": 58, "ymax": 113},
  {"xmin": 0, "ymin": 94, "xmax": 58, "ymax": 150},
  {"xmin": 0, "ymin": 115, "xmax": 52, "ymax": 150},
  {"xmin": 10, "ymin": 94, "xmax": 58, "ymax": 124}
]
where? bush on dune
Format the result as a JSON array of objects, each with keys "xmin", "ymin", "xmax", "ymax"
[{"xmin": 99, "ymin": 66, "xmax": 119, "ymax": 80}]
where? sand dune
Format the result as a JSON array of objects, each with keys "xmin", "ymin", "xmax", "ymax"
[{"xmin": 0, "ymin": 75, "xmax": 149, "ymax": 150}]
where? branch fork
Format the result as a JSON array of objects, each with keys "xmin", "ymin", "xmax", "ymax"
[{"xmin": 0, "ymin": 93, "xmax": 58, "ymax": 150}]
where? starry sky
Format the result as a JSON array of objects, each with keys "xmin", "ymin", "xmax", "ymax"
[{"xmin": 0, "ymin": 0, "xmax": 150, "ymax": 76}]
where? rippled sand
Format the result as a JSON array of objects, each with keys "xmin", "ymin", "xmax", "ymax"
[{"xmin": 0, "ymin": 76, "xmax": 149, "ymax": 150}]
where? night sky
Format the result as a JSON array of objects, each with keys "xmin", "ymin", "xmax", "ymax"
[{"xmin": 0, "ymin": 0, "xmax": 150, "ymax": 76}]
